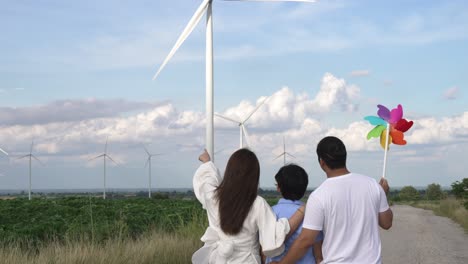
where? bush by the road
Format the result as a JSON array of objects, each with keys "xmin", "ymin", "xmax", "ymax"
[
  {"xmin": 399, "ymin": 186, "xmax": 421, "ymax": 201},
  {"xmin": 426, "ymin": 183, "xmax": 444, "ymax": 200},
  {"xmin": 451, "ymin": 178, "xmax": 468, "ymax": 199}
]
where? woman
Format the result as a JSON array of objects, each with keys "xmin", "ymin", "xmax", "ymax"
[{"xmin": 192, "ymin": 149, "xmax": 305, "ymax": 264}]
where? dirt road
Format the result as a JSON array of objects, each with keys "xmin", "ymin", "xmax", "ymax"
[{"xmin": 380, "ymin": 205, "xmax": 468, "ymax": 264}]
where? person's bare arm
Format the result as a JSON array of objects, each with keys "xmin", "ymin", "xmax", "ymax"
[
  {"xmin": 260, "ymin": 246, "xmax": 266, "ymax": 264},
  {"xmin": 270, "ymin": 228, "xmax": 320, "ymax": 264},
  {"xmin": 378, "ymin": 178, "xmax": 393, "ymax": 230},
  {"xmin": 313, "ymin": 239, "xmax": 323, "ymax": 263},
  {"xmin": 286, "ymin": 205, "xmax": 305, "ymax": 238},
  {"xmin": 379, "ymin": 209, "xmax": 393, "ymax": 229}
]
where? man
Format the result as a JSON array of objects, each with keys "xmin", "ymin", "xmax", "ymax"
[{"xmin": 272, "ymin": 136, "xmax": 392, "ymax": 264}]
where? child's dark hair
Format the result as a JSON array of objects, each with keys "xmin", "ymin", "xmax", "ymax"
[{"xmin": 275, "ymin": 164, "xmax": 308, "ymax": 201}]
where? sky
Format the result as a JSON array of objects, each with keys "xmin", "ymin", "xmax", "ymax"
[{"xmin": 0, "ymin": 0, "xmax": 467, "ymax": 191}]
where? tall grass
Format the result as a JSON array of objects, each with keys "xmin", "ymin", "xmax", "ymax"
[
  {"xmin": 0, "ymin": 229, "xmax": 204, "ymax": 264},
  {"xmin": 0, "ymin": 212, "xmax": 207, "ymax": 264},
  {"xmin": 0, "ymin": 197, "xmax": 209, "ymax": 263},
  {"xmin": 409, "ymin": 198, "xmax": 468, "ymax": 232}
]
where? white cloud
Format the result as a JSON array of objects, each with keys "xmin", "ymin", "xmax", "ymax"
[
  {"xmin": 0, "ymin": 99, "xmax": 164, "ymax": 126},
  {"xmin": 350, "ymin": 70, "xmax": 370, "ymax": 77},
  {"xmin": 408, "ymin": 112, "xmax": 468, "ymax": 144},
  {"xmin": 443, "ymin": 86, "xmax": 460, "ymax": 100},
  {"xmin": 216, "ymin": 73, "xmax": 361, "ymax": 132}
]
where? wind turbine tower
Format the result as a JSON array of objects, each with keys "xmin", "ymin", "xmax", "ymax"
[
  {"xmin": 274, "ymin": 136, "xmax": 295, "ymax": 165},
  {"xmin": 89, "ymin": 137, "xmax": 117, "ymax": 199},
  {"xmin": 144, "ymin": 146, "xmax": 162, "ymax": 199},
  {"xmin": 17, "ymin": 141, "xmax": 43, "ymax": 200},
  {"xmin": 153, "ymin": 0, "xmax": 315, "ymax": 160}
]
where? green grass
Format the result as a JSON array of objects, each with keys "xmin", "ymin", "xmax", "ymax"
[
  {"xmin": 401, "ymin": 198, "xmax": 468, "ymax": 232},
  {"xmin": 0, "ymin": 196, "xmax": 209, "ymax": 263},
  {"xmin": 0, "ymin": 228, "xmax": 205, "ymax": 264},
  {"xmin": 0, "ymin": 196, "xmax": 206, "ymax": 247}
]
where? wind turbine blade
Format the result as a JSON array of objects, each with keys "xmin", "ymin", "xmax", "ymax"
[
  {"xmin": 30, "ymin": 140, "xmax": 34, "ymax": 154},
  {"xmin": 152, "ymin": 0, "xmax": 210, "ymax": 80},
  {"xmin": 241, "ymin": 125, "xmax": 251, "ymax": 147},
  {"xmin": 286, "ymin": 152, "xmax": 296, "ymax": 158},
  {"xmin": 105, "ymin": 136, "xmax": 109, "ymax": 154},
  {"xmin": 273, "ymin": 153, "xmax": 285, "ymax": 161},
  {"xmin": 214, "ymin": 148, "xmax": 226, "ymax": 155},
  {"xmin": 0, "ymin": 148, "xmax": 8, "ymax": 156},
  {"xmin": 31, "ymin": 155, "xmax": 45, "ymax": 166},
  {"xmin": 144, "ymin": 157, "xmax": 150, "ymax": 168},
  {"xmin": 215, "ymin": 113, "xmax": 241, "ymax": 124},
  {"xmin": 106, "ymin": 155, "xmax": 119, "ymax": 165},
  {"xmin": 16, "ymin": 154, "xmax": 30, "ymax": 160},
  {"xmin": 89, "ymin": 154, "xmax": 105, "ymax": 161},
  {"xmin": 243, "ymin": 96, "xmax": 270, "ymax": 123},
  {"xmin": 143, "ymin": 145, "xmax": 150, "ymax": 156}
]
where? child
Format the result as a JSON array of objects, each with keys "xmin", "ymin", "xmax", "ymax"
[{"xmin": 266, "ymin": 164, "xmax": 323, "ymax": 264}]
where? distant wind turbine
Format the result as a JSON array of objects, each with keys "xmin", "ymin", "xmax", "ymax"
[
  {"xmin": 16, "ymin": 141, "xmax": 43, "ymax": 200},
  {"xmin": 143, "ymin": 146, "xmax": 163, "ymax": 199},
  {"xmin": 273, "ymin": 136, "xmax": 295, "ymax": 165},
  {"xmin": 152, "ymin": 0, "xmax": 315, "ymax": 160},
  {"xmin": 215, "ymin": 96, "xmax": 270, "ymax": 149},
  {"xmin": 89, "ymin": 137, "xmax": 117, "ymax": 199}
]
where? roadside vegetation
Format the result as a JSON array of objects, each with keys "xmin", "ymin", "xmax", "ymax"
[{"xmin": 389, "ymin": 178, "xmax": 468, "ymax": 232}]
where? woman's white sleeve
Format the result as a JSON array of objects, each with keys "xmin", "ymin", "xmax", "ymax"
[
  {"xmin": 256, "ymin": 197, "xmax": 290, "ymax": 258},
  {"xmin": 193, "ymin": 161, "xmax": 222, "ymax": 209}
]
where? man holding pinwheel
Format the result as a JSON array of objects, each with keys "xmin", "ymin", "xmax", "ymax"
[{"xmin": 271, "ymin": 136, "xmax": 393, "ymax": 264}]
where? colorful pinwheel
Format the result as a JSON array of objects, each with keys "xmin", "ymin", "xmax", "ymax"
[{"xmin": 364, "ymin": 104, "xmax": 413, "ymax": 149}]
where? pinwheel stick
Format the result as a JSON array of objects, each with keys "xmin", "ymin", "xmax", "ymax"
[{"xmin": 382, "ymin": 123, "xmax": 390, "ymax": 178}]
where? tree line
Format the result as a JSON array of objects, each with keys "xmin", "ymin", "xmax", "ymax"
[{"xmin": 391, "ymin": 178, "xmax": 468, "ymax": 208}]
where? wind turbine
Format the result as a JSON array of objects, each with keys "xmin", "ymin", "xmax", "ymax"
[
  {"xmin": 143, "ymin": 146, "xmax": 162, "ymax": 199},
  {"xmin": 152, "ymin": 0, "xmax": 315, "ymax": 160},
  {"xmin": 16, "ymin": 141, "xmax": 43, "ymax": 200},
  {"xmin": 89, "ymin": 137, "xmax": 117, "ymax": 199},
  {"xmin": 273, "ymin": 136, "xmax": 295, "ymax": 165},
  {"xmin": 215, "ymin": 96, "xmax": 269, "ymax": 149}
]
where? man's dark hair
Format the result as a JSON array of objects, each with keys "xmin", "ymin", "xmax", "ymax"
[
  {"xmin": 316, "ymin": 136, "xmax": 347, "ymax": 169},
  {"xmin": 275, "ymin": 164, "xmax": 308, "ymax": 201}
]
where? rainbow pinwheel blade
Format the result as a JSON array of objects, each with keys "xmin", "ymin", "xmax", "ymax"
[
  {"xmin": 367, "ymin": 125, "xmax": 386, "ymax": 140},
  {"xmin": 389, "ymin": 104, "xmax": 403, "ymax": 124},
  {"xmin": 394, "ymin": 118, "xmax": 413, "ymax": 133},
  {"xmin": 380, "ymin": 129, "xmax": 392, "ymax": 150},
  {"xmin": 390, "ymin": 129, "xmax": 406, "ymax": 145},
  {"xmin": 364, "ymin": 116, "xmax": 387, "ymax": 126},
  {"xmin": 377, "ymin": 105, "xmax": 390, "ymax": 121}
]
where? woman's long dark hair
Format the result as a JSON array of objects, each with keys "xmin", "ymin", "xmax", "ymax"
[{"xmin": 216, "ymin": 148, "xmax": 260, "ymax": 235}]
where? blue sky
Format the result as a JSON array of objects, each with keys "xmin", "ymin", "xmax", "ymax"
[{"xmin": 0, "ymin": 0, "xmax": 467, "ymax": 191}]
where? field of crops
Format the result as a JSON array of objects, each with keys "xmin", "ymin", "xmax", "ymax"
[{"xmin": 0, "ymin": 196, "xmax": 207, "ymax": 247}]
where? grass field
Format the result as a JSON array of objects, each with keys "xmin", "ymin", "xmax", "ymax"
[
  {"xmin": 0, "ymin": 196, "xmax": 209, "ymax": 263},
  {"xmin": 0, "ymin": 225, "xmax": 205, "ymax": 264},
  {"xmin": 403, "ymin": 198, "xmax": 468, "ymax": 232}
]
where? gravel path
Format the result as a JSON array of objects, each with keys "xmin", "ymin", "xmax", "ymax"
[{"xmin": 380, "ymin": 205, "xmax": 468, "ymax": 264}]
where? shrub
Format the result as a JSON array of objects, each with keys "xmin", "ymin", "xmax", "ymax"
[
  {"xmin": 426, "ymin": 183, "xmax": 443, "ymax": 200},
  {"xmin": 399, "ymin": 186, "xmax": 420, "ymax": 201},
  {"xmin": 451, "ymin": 178, "xmax": 468, "ymax": 199}
]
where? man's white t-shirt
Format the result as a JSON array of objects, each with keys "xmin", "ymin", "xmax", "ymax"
[{"xmin": 303, "ymin": 173, "xmax": 389, "ymax": 264}]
